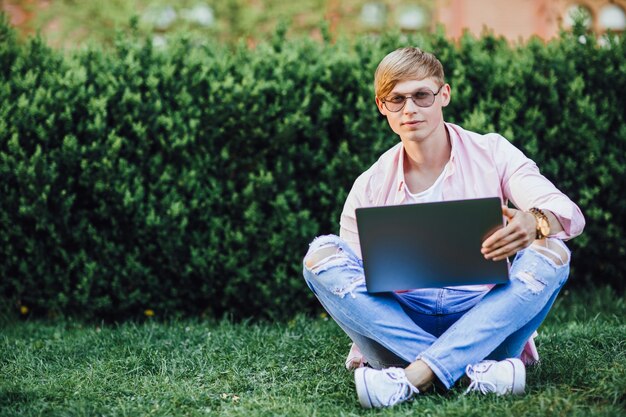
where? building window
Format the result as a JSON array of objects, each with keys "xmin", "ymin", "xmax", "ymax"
[
  {"xmin": 361, "ymin": 3, "xmax": 387, "ymax": 29},
  {"xmin": 395, "ymin": 4, "xmax": 428, "ymax": 31},
  {"xmin": 598, "ymin": 4, "xmax": 626, "ymax": 31}
]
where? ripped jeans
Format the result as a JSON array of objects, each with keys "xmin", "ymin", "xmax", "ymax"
[{"xmin": 302, "ymin": 234, "xmax": 570, "ymax": 389}]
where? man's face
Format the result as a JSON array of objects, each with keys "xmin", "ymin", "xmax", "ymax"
[{"xmin": 376, "ymin": 78, "xmax": 451, "ymax": 144}]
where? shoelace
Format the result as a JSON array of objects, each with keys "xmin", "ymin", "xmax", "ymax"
[
  {"xmin": 381, "ymin": 368, "xmax": 420, "ymax": 406},
  {"xmin": 464, "ymin": 363, "xmax": 497, "ymax": 395}
]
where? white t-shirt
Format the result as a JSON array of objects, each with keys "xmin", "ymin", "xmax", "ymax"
[{"xmin": 404, "ymin": 163, "xmax": 449, "ymax": 204}]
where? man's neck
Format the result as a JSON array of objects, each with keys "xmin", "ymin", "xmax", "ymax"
[
  {"xmin": 400, "ymin": 123, "xmax": 451, "ymax": 194},
  {"xmin": 402, "ymin": 124, "xmax": 451, "ymax": 174}
]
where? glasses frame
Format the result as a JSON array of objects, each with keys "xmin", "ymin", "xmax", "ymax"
[{"xmin": 381, "ymin": 85, "xmax": 444, "ymax": 112}]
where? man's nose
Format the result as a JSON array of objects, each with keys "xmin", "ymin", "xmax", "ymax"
[{"xmin": 403, "ymin": 97, "xmax": 419, "ymax": 113}]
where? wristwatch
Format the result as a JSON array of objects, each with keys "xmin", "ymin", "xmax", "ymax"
[{"xmin": 529, "ymin": 207, "xmax": 550, "ymax": 239}]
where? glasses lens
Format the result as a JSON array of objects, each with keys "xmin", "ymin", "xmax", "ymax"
[
  {"xmin": 413, "ymin": 91, "xmax": 435, "ymax": 107},
  {"xmin": 384, "ymin": 89, "xmax": 439, "ymax": 111},
  {"xmin": 384, "ymin": 97, "xmax": 405, "ymax": 112}
]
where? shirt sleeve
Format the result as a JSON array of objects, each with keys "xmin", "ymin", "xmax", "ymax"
[
  {"xmin": 495, "ymin": 136, "xmax": 585, "ymax": 240},
  {"xmin": 339, "ymin": 175, "xmax": 368, "ymax": 259}
]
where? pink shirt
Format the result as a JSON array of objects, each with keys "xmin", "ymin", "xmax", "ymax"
[
  {"xmin": 340, "ymin": 122, "xmax": 585, "ymax": 258},
  {"xmin": 339, "ymin": 123, "xmax": 585, "ymax": 367}
]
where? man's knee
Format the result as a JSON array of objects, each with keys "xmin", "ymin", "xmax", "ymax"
[
  {"xmin": 302, "ymin": 235, "xmax": 364, "ymax": 297},
  {"xmin": 303, "ymin": 235, "xmax": 346, "ymax": 271},
  {"xmin": 512, "ymin": 239, "xmax": 570, "ymax": 294},
  {"xmin": 530, "ymin": 238, "xmax": 570, "ymax": 266},
  {"xmin": 305, "ymin": 245, "xmax": 341, "ymax": 269}
]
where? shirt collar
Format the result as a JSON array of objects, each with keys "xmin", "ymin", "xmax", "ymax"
[{"xmin": 396, "ymin": 145, "xmax": 406, "ymax": 192}]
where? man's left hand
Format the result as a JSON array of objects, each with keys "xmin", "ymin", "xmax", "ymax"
[{"xmin": 481, "ymin": 206, "xmax": 536, "ymax": 261}]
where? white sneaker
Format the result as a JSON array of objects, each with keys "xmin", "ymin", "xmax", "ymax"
[
  {"xmin": 464, "ymin": 358, "xmax": 526, "ymax": 395},
  {"xmin": 354, "ymin": 367, "xmax": 419, "ymax": 408}
]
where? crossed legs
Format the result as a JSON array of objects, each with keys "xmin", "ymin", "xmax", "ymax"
[{"xmin": 302, "ymin": 234, "xmax": 570, "ymax": 390}]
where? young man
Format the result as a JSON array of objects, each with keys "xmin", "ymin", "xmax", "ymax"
[{"xmin": 302, "ymin": 47, "xmax": 585, "ymax": 408}]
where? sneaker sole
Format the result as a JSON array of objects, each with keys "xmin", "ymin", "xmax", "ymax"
[
  {"xmin": 507, "ymin": 358, "xmax": 526, "ymax": 395},
  {"xmin": 354, "ymin": 367, "xmax": 373, "ymax": 408}
]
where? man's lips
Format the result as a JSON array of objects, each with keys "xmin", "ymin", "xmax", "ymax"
[{"xmin": 402, "ymin": 120, "xmax": 424, "ymax": 126}]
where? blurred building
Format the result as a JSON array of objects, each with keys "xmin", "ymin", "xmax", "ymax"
[
  {"xmin": 2, "ymin": 0, "xmax": 625, "ymax": 45},
  {"xmin": 355, "ymin": 0, "xmax": 626, "ymax": 39},
  {"xmin": 435, "ymin": 0, "xmax": 626, "ymax": 40}
]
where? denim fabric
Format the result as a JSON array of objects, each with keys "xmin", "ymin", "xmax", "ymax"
[{"xmin": 303, "ymin": 234, "xmax": 570, "ymax": 389}]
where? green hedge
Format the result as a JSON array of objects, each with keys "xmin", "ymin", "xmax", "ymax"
[{"xmin": 1, "ymin": 17, "xmax": 624, "ymax": 320}]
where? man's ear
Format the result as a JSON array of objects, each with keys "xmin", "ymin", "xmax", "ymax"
[
  {"xmin": 440, "ymin": 84, "xmax": 452, "ymax": 107},
  {"xmin": 375, "ymin": 96, "xmax": 386, "ymax": 115}
]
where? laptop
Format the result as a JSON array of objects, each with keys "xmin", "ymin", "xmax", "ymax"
[{"xmin": 355, "ymin": 197, "xmax": 509, "ymax": 292}]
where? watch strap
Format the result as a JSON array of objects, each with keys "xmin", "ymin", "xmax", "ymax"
[{"xmin": 529, "ymin": 207, "xmax": 549, "ymax": 239}]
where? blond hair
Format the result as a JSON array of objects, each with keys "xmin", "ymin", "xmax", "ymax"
[{"xmin": 374, "ymin": 47, "xmax": 445, "ymax": 99}]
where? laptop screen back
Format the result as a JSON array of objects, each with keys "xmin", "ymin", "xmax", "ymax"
[{"xmin": 355, "ymin": 197, "xmax": 509, "ymax": 292}]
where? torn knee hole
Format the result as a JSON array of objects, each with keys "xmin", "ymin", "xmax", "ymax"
[
  {"xmin": 515, "ymin": 270, "xmax": 547, "ymax": 293},
  {"xmin": 531, "ymin": 240, "xmax": 569, "ymax": 266},
  {"xmin": 305, "ymin": 245, "xmax": 342, "ymax": 269}
]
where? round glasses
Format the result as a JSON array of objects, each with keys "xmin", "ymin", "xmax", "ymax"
[{"xmin": 381, "ymin": 85, "xmax": 443, "ymax": 112}]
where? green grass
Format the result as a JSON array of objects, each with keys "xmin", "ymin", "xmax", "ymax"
[{"xmin": 1, "ymin": 287, "xmax": 625, "ymax": 416}]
